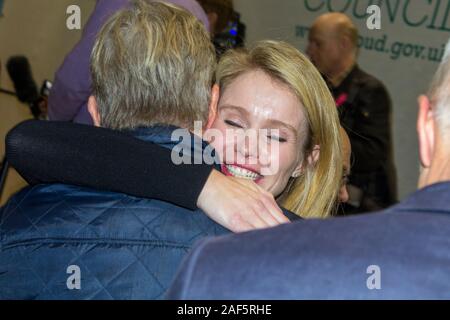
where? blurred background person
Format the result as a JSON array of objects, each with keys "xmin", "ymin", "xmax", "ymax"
[
  {"xmin": 197, "ymin": 0, "xmax": 246, "ymax": 57},
  {"xmin": 307, "ymin": 12, "xmax": 397, "ymax": 215},
  {"xmin": 198, "ymin": 0, "xmax": 232, "ymax": 36},
  {"xmin": 47, "ymin": 0, "xmax": 209, "ymax": 125}
]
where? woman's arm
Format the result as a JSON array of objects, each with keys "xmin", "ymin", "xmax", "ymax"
[
  {"xmin": 6, "ymin": 120, "xmax": 288, "ymax": 231},
  {"xmin": 6, "ymin": 120, "xmax": 210, "ymax": 209}
]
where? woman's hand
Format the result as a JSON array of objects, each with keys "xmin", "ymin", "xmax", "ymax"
[{"xmin": 197, "ymin": 169, "xmax": 290, "ymax": 232}]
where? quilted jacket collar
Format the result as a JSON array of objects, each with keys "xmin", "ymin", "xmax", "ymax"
[{"xmin": 122, "ymin": 125, "xmax": 221, "ymax": 168}]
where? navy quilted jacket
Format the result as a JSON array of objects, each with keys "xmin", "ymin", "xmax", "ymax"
[{"xmin": 0, "ymin": 126, "xmax": 229, "ymax": 300}]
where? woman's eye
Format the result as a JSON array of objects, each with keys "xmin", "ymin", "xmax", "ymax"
[
  {"xmin": 268, "ymin": 135, "xmax": 287, "ymax": 143},
  {"xmin": 225, "ymin": 120, "xmax": 244, "ymax": 128}
]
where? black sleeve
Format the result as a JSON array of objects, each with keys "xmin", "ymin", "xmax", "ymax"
[{"xmin": 5, "ymin": 120, "xmax": 214, "ymax": 210}]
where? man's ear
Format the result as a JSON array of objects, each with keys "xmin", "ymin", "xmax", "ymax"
[
  {"xmin": 292, "ymin": 145, "xmax": 320, "ymax": 178},
  {"xmin": 205, "ymin": 84, "xmax": 220, "ymax": 130},
  {"xmin": 417, "ymin": 95, "xmax": 435, "ymax": 168},
  {"xmin": 88, "ymin": 95, "xmax": 101, "ymax": 127},
  {"xmin": 307, "ymin": 145, "xmax": 321, "ymax": 166}
]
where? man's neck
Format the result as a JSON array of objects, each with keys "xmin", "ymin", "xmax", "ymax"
[
  {"xmin": 327, "ymin": 58, "xmax": 356, "ymax": 88},
  {"xmin": 419, "ymin": 151, "xmax": 450, "ymax": 189}
]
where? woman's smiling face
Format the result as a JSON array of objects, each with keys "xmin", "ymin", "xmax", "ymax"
[{"xmin": 207, "ymin": 70, "xmax": 309, "ymax": 197}]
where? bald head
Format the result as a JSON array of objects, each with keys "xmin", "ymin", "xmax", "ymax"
[
  {"xmin": 306, "ymin": 13, "xmax": 358, "ymax": 81},
  {"xmin": 313, "ymin": 13, "xmax": 359, "ymax": 49}
]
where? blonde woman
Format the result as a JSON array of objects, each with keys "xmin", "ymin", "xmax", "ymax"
[{"xmin": 210, "ymin": 41, "xmax": 342, "ymax": 218}]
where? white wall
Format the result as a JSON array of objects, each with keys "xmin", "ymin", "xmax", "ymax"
[{"xmin": 234, "ymin": 0, "xmax": 450, "ymax": 199}]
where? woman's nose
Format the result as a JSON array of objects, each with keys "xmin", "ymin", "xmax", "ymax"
[{"xmin": 236, "ymin": 132, "xmax": 259, "ymax": 161}]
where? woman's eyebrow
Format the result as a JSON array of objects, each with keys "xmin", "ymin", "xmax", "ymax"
[
  {"xmin": 265, "ymin": 119, "xmax": 299, "ymax": 137},
  {"xmin": 218, "ymin": 105, "xmax": 250, "ymax": 116}
]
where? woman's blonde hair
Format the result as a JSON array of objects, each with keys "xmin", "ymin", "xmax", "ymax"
[{"xmin": 216, "ymin": 40, "xmax": 342, "ymax": 218}]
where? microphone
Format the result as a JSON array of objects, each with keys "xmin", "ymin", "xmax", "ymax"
[
  {"xmin": 6, "ymin": 56, "xmax": 46, "ymax": 118},
  {"xmin": 6, "ymin": 56, "xmax": 39, "ymax": 104}
]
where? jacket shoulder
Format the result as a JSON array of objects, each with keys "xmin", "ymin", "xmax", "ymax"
[
  {"xmin": 174, "ymin": 205, "xmax": 450, "ymax": 299},
  {"xmin": 1, "ymin": 184, "xmax": 227, "ymax": 247},
  {"xmin": 353, "ymin": 67, "xmax": 389, "ymax": 95}
]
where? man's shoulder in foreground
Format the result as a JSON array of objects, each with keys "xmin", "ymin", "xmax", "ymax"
[{"xmin": 168, "ymin": 182, "xmax": 450, "ymax": 300}]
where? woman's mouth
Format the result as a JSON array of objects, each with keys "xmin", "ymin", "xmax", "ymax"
[{"xmin": 221, "ymin": 164, "xmax": 263, "ymax": 182}]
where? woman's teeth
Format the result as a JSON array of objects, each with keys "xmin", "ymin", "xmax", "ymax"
[{"xmin": 226, "ymin": 165, "xmax": 260, "ymax": 180}]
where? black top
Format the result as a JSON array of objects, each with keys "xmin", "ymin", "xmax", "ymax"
[
  {"xmin": 5, "ymin": 120, "xmax": 214, "ymax": 210},
  {"xmin": 330, "ymin": 65, "xmax": 397, "ymax": 209}
]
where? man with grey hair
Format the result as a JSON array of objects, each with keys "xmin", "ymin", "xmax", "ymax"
[
  {"xmin": 48, "ymin": 0, "xmax": 210, "ymax": 125},
  {"xmin": 167, "ymin": 41, "xmax": 450, "ymax": 300},
  {"xmin": 0, "ymin": 0, "xmax": 284, "ymax": 300}
]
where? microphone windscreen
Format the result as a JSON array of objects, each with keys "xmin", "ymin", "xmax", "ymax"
[{"xmin": 6, "ymin": 56, "xmax": 39, "ymax": 104}]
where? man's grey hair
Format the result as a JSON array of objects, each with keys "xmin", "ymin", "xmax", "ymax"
[
  {"xmin": 429, "ymin": 39, "xmax": 450, "ymax": 133},
  {"xmin": 91, "ymin": 0, "xmax": 216, "ymax": 130}
]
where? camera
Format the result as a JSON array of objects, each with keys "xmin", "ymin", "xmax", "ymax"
[{"xmin": 213, "ymin": 11, "xmax": 246, "ymax": 58}]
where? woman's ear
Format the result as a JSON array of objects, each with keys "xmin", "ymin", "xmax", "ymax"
[
  {"xmin": 291, "ymin": 168, "xmax": 302, "ymax": 178},
  {"xmin": 88, "ymin": 95, "xmax": 101, "ymax": 127},
  {"xmin": 206, "ymin": 84, "xmax": 220, "ymax": 130},
  {"xmin": 291, "ymin": 145, "xmax": 320, "ymax": 178}
]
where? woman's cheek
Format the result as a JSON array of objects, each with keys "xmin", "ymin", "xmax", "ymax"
[
  {"xmin": 259, "ymin": 144, "xmax": 277, "ymax": 176},
  {"xmin": 277, "ymin": 145, "xmax": 299, "ymax": 177}
]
